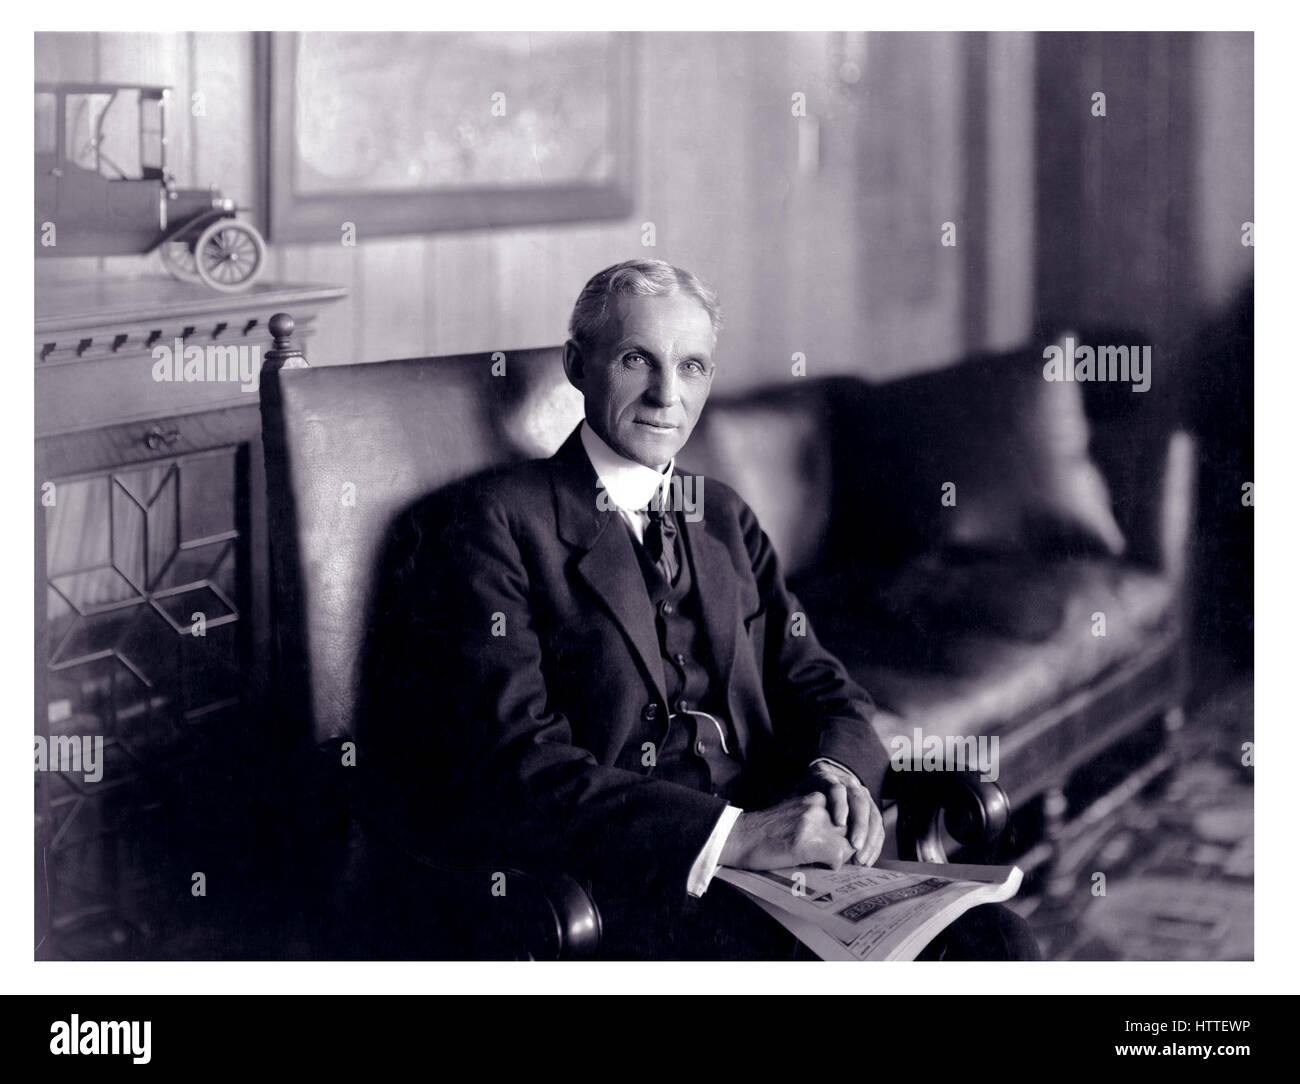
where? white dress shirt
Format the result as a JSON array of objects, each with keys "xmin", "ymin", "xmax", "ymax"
[{"xmin": 577, "ymin": 420, "xmax": 855, "ymax": 897}]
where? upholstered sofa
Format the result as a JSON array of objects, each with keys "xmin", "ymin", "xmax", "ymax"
[{"xmin": 680, "ymin": 332, "xmax": 1194, "ymax": 873}]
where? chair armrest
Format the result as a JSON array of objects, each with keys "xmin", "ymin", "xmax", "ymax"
[
  {"xmin": 352, "ymin": 786, "xmax": 602, "ymax": 960},
  {"xmin": 884, "ymin": 769, "xmax": 1011, "ymax": 864},
  {"xmin": 395, "ymin": 843, "xmax": 602, "ymax": 960}
]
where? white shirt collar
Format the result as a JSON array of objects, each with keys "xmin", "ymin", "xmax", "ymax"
[{"xmin": 579, "ymin": 420, "xmax": 674, "ymax": 513}]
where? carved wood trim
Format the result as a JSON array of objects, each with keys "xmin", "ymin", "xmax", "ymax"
[{"xmin": 35, "ymin": 278, "xmax": 346, "ymax": 366}]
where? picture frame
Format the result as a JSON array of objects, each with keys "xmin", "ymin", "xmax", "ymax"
[{"xmin": 261, "ymin": 30, "xmax": 636, "ymax": 242}]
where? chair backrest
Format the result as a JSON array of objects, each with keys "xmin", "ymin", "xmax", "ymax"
[{"xmin": 260, "ymin": 326, "xmax": 580, "ymax": 748}]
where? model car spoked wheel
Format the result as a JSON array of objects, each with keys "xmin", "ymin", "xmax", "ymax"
[
  {"xmin": 193, "ymin": 219, "xmax": 266, "ymax": 292},
  {"xmin": 158, "ymin": 240, "xmax": 202, "ymax": 283}
]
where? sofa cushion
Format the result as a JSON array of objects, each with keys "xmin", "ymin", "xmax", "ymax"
[
  {"xmin": 680, "ymin": 392, "xmax": 833, "ymax": 579},
  {"xmin": 843, "ymin": 346, "xmax": 1126, "ymax": 565},
  {"xmin": 873, "ymin": 551, "xmax": 1071, "ymax": 642},
  {"xmin": 803, "ymin": 558, "xmax": 1176, "ymax": 742}
]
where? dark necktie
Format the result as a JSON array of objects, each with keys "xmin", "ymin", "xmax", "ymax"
[{"xmin": 644, "ymin": 504, "xmax": 679, "ymax": 584}]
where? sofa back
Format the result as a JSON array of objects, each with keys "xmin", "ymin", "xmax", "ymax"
[
  {"xmin": 688, "ymin": 337, "xmax": 1184, "ymax": 584},
  {"xmin": 678, "ymin": 381, "xmax": 837, "ymax": 580}
]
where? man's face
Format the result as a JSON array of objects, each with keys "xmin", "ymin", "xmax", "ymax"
[{"xmin": 564, "ymin": 292, "xmax": 716, "ymax": 469}]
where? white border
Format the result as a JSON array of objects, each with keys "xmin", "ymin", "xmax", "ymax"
[{"xmin": 5, "ymin": 4, "xmax": 1290, "ymax": 997}]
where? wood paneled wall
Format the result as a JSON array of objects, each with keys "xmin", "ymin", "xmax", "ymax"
[
  {"xmin": 35, "ymin": 31, "xmax": 1250, "ymax": 392},
  {"xmin": 1032, "ymin": 32, "xmax": 1254, "ymax": 350}
]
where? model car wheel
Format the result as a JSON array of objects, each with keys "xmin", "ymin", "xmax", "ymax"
[
  {"xmin": 159, "ymin": 240, "xmax": 203, "ymax": 283},
  {"xmin": 194, "ymin": 219, "xmax": 267, "ymax": 293}
]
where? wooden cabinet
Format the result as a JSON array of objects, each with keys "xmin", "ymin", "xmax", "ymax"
[{"xmin": 35, "ymin": 275, "xmax": 345, "ymax": 955}]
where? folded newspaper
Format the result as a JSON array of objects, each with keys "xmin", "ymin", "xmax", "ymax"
[{"xmin": 717, "ymin": 859, "xmax": 1023, "ymax": 961}]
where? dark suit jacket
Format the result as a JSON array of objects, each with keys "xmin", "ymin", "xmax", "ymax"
[{"xmin": 365, "ymin": 426, "xmax": 888, "ymax": 896}]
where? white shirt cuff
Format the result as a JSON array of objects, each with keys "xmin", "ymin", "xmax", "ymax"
[{"xmin": 686, "ymin": 804, "xmax": 743, "ymax": 897}]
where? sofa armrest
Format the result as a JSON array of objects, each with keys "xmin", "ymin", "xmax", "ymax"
[
  {"xmin": 1088, "ymin": 408, "xmax": 1198, "ymax": 577},
  {"xmin": 1156, "ymin": 429, "xmax": 1197, "ymax": 584},
  {"xmin": 884, "ymin": 769, "xmax": 1012, "ymax": 864}
]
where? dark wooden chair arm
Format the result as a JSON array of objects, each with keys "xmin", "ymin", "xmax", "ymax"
[
  {"xmin": 287, "ymin": 747, "xmax": 602, "ymax": 960},
  {"xmin": 348, "ymin": 780, "xmax": 602, "ymax": 960},
  {"xmin": 884, "ymin": 769, "xmax": 1012, "ymax": 864},
  {"xmin": 393, "ymin": 842, "xmax": 602, "ymax": 961}
]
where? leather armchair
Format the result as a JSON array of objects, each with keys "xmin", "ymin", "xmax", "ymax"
[{"xmin": 257, "ymin": 314, "xmax": 1006, "ymax": 959}]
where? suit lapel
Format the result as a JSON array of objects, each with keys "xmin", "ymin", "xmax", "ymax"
[{"xmin": 552, "ymin": 429, "xmax": 668, "ymax": 707}]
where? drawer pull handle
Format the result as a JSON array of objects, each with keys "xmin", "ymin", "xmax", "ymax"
[{"xmin": 144, "ymin": 427, "xmax": 181, "ymax": 451}]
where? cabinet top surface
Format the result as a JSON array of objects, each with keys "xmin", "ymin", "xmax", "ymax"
[{"xmin": 36, "ymin": 275, "xmax": 348, "ymax": 333}]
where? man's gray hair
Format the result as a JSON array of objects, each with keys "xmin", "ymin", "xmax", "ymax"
[{"xmin": 568, "ymin": 259, "xmax": 722, "ymax": 348}]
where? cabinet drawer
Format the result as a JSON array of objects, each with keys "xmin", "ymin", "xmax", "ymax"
[{"xmin": 38, "ymin": 403, "xmax": 260, "ymax": 479}]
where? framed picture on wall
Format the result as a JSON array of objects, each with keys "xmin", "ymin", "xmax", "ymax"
[{"xmin": 261, "ymin": 31, "xmax": 636, "ymax": 242}]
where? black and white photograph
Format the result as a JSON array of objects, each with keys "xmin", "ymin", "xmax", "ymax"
[{"xmin": 18, "ymin": 12, "xmax": 1276, "ymax": 1033}]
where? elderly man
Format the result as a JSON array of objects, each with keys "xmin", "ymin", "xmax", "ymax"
[{"xmin": 379, "ymin": 259, "xmax": 1037, "ymax": 960}]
